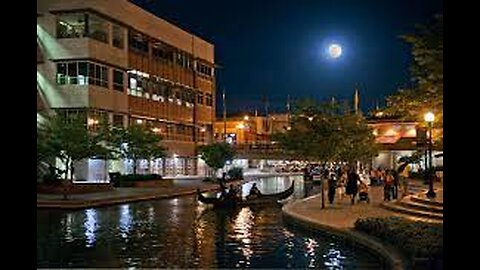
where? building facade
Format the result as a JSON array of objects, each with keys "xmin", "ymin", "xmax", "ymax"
[
  {"xmin": 368, "ymin": 118, "xmax": 443, "ymax": 170},
  {"xmin": 37, "ymin": 0, "xmax": 215, "ymax": 181}
]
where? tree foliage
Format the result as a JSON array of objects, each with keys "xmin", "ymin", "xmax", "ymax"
[
  {"xmin": 198, "ymin": 142, "xmax": 236, "ymax": 172},
  {"xmin": 385, "ymin": 14, "xmax": 443, "ymax": 131},
  {"xmin": 37, "ymin": 114, "xmax": 111, "ymax": 182},
  {"xmin": 274, "ymin": 99, "xmax": 378, "ymax": 163},
  {"xmin": 112, "ymin": 124, "xmax": 166, "ymax": 175}
]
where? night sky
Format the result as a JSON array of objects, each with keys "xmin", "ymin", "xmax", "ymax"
[{"xmin": 131, "ymin": 0, "xmax": 443, "ymax": 115}]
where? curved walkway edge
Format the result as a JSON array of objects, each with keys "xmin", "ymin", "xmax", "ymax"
[{"xmin": 282, "ymin": 194, "xmax": 408, "ymax": 270}]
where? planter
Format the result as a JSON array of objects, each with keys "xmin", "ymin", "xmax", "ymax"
[
  {"xmin": 37, "ymin": 182, "xmax": 113, "ymax": 194},
  {"xmin": 125, "ymin": 179, "xmax": 173, "ymax": 188}
]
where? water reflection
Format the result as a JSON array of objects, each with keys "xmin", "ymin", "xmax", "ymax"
[
  {"xmin": 83, "ymin": 209, "xmax": 97, "ymax": 247},
  {"xmin": 119, "ymin": 205, "xmax": 132, "ymax": 238},
  {"xmin": 37, "ymin": 176, "xmax": 385, "ymax": 269},
  {"xmin": 233, "ymin": 207, "xmax": 254, "ymax": 265}
]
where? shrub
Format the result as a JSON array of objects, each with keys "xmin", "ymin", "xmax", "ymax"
[
  {"xmin": 354, "ymin": 217, "xmax": 443, "ymax": 259},
  {"xmin": 117, "ymin": 174, "xmax": 162, "ymax": 182},
  {"xmin": 227, "ymin": 167, "xmax": 244, "ymax": 180}
]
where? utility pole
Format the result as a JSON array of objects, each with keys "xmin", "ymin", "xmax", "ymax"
[{"xmin": 223, "ymin": 88, "xmax": 227, "ymax": 142}]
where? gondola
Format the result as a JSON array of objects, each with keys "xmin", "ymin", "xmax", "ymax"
[{"xmin": 197, "ymin": 181, "xmax": 295, "ymax": 208}]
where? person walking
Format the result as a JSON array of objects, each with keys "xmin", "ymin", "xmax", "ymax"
[
  {"xmin": 346, "ymin": 168, "xmax": 359, "ymax": 205},
  {"xmin": 384, "ymin": 170, "xmax": 394, "ymax": 201},
  {"xmin": 327, "ymin": 172, "xmax": 337, "ymax": 204},
  {"xmin": 392, "ymin": 169, "xmax": 400, "ymax": 199}
]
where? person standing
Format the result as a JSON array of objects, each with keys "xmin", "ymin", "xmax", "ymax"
[
  {"xmin": 384, "ymin": 170, "xmax": 394, "ymax": 201},
  {"xmin": 392, "ymin": 169, "xmax": 400, "ymax": 199},
  {"xmin": 399, "ymin": 163, "xmax": 411, "ymax": 197}
]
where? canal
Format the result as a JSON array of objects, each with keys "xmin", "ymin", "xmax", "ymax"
[{"xmin": 37, "ymin": 175, "xmax": 386, "ymax": 268}]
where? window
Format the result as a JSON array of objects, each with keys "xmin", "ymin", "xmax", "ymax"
[
  {"xmin": 129, "ymin": 31, "xmax": 149, "ymax": 53},
  {"xmin": 128, "ymin": 70, "xmax": 150, "ymax": 97},
  {"xmin": 112, "ymin": 24, "xmax": 124, "ymax": 49},
  {"xmin": 196, "ymin": 62, "xmax": 213, "ymax": 77},
  {"xmin": 56, "ymin": 61, "xmax": 109, "ymax": 88},
  {"xmin": 206, "ymin": 93, "xmax": 213, "ymax": 106},
  {"xmin": 87, "ymin": 13, "xmax": 108, "ymax": 43},
  {"xmin": 197, "ymin": 91, "xmax": 204, "ymax": 104},
  {"xmin": 113, "ymin": 70, "xmax": 124, "ymax": 91},
  {"xmin": 56, "ymin": 63, "xmax": 67, "ymax": 85},
  {"xmin": 175, "ymin": 51, "xmax": 193, "ymax": 69},
  {"xmin": 152, "ymin": 42, "xmax": 173, "ymax": 62},
  {"xmin": 57, "ymin": 13, "xmax": 86, "ymax": 38},
  {"xmin": 113, "ymin": 114, "xmax": 124, "ymax": 128}
]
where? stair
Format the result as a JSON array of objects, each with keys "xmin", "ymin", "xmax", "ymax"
[{"xmin": 380, "ymin": 193, "xmax": 443, "ymax": 222}]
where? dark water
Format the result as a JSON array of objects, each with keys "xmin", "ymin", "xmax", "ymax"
[{"xmin": 37, "ymin": 176, "xmax": 386, "ymax": 269}]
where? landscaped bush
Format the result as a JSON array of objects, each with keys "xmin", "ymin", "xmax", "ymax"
[
  {"xmin": 117, "ymin": 174, "xmax": 163, "ymax": 182},
  {"xmin": 354, "ymin": 217, "xmax": 443, "ymax": 260},
  {"xmin": 227, "ymin": 167, "xmax": 244, "ymax": 180}
]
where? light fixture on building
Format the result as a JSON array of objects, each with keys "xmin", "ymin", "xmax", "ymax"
[
  {"xmin": 236, "ymin": 123, "xmax": 245, "ymax": 129},
  {"xmin": 200, "ymin": 127, "xmax": 206, "ymax": 132},
  {"xmin": 87, "ymin": 118, "xmax": 99, "ymax": 126},
  {"xmin": 286, "ymin": 126, "xmax": 291, "ymax": 131},
  {"xmin": 152, "ymin": 127, "xmax": 161, "ymax": 133},
  {"xmin": 308, "ymin": 116, "xmax": 314, "ymax": 121},
  {"xmin": 244, "ymin": 115, "xmax": 249, "ymax": 121},
  {"xmin": 136, "ymin": 119, "xmax": 143, "ymax": 124}
]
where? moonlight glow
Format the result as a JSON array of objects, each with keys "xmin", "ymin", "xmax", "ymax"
[{"xmin": 328, "ymin": 44, "xmax": 342, "ymax": 58}]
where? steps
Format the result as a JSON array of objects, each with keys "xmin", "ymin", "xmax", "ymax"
[{"xmin": 381, "ymin": 192, "xmax": 443, "ymax": 222}]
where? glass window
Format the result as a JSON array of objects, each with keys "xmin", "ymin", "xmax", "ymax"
[
  {"xmin": 112, "ymin": 24, "xmax": 124, "ymax": 49},
  {"xmin": 206, "ymin": 93, "xmax": 213, "ymax": 106},
  {"xmin": 78, "ymin": 62, "xmax": 88, "ymax": 85},
  {"xmin": 113, "ymin": 114, "xmax": 124, "ymax": 127},
  {"xmin": 197, "ymin": 92, "xmax": 204, "ymax": 104},
  {"xmin": 113, "ymin": 70, "xmax": 124, "ymax": 91},
  {"xmin": 100, "ymin": 66, "xmax": 109, "ymax": 88},
  {"xmin": 56, "ymin": 63, "xmax": 67, "ymax": 85},
  {"xmin": 88, "ymin": 63, "xmax": 96, "ymax": 85},
  {"xmin": 87, "ymin": 13, "xmax": 108, "ymax": 43},
  {"xmin": 57, "ymin": 13, "xmax": 86, "ymax": 38},
  {"xmin": 128, "ymin": 31, "xmax": 149, "ymax": 53},
  {"xmin": 67, "ymin": 62, "xmax": 78, "ymax": 84}
]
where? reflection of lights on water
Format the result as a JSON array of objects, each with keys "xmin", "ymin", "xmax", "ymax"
[
  {"xmin": 64, "ymin": 213, "xmax": 73, "ymax": 242},
  {"xmin": 283, "ymin": 228, "xmax": 295, "ymax": 260},
  {"xmin": 304, "ymin": 237, "xmax": 318, "ymax": 268},
  {"xmin": 233, "ymin": 207, "xmax": 255, "ymax": 263},
  {"xmin": 119, "ymin": 205, "xmax": 132, "ymax": 238},
  {"xmin": 169, "ymin": 198, "xmax": 180, "ymax": 224},
  {"xmin": 148, "ymin": 206, "xmax": 155, "ymax": 223},
  {"xmin": 323, "ymin": 247, "xmax": 346, "ymax": 268},
  {"xmin": 84, "ymin": 209, "xmax": 97, "ymax": 247}
]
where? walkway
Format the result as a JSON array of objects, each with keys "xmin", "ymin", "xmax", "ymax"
[
  {"xmin": 282, "ymin": 183, "xmax": 444, "ymax": 270},
  {"xmin": 37, "ymin": 172, "xmax": 301, "ymax": 209}
]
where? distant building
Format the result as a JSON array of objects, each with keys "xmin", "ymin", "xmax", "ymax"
[
  {"xmin": 368, "ymin": 117, "xmax": 443, "ymax": 170},
  {"xmin": 37, "ymin": 0, "xmax": 215, "ymax": 181}
]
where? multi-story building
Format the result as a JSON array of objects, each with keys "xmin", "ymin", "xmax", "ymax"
[{"xmin": 37, "ymin": 0, "xmax": 215, "ymax": 181}]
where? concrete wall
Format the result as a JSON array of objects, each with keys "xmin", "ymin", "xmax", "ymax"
[{"xmin": 37, "ymin": 0, "xmax": 214, "ymax": 63}]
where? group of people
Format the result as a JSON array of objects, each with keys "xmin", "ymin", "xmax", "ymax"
[
  {"xmin": 304, "ymin": 163, "xmax": 370, "ymax": 205},
  {"xmin": 219, "ymin": 182, "xmax": 262, "ymax": 202},
  {"xmin": 369, "ymin": 165, "xmax": 411, "ymax": 201}
]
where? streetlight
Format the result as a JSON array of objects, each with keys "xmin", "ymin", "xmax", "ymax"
[{"xmin": 424, "ymin": 112, "xmax": 436, "ymax": 198}]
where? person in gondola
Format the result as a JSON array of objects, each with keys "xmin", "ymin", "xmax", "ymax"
[
  {"xmin": 247, "ymin": 183, "xmax": 261, "ymax": 200},
  {"xmin": 226, "ymin": 184, "xmax": 240, "ymax": 202}
]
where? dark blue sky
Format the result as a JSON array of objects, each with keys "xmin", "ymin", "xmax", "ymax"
[{"xmin": 131, "ymin": 0, "xmax": 443, "ymax": 115}]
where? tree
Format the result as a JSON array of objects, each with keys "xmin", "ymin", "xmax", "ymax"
[
  {"xmin": 113, "ymin": 124, "xmax": 166, "ymax": 175},
  {"xmin": 385, "ymin": 14, "xmax": 443, "ymax": 138},
  {"xmin": 198, "ymin": 142, "xmax": 235, "ymax": 179},
  {"xmin": 274, "ymin": 99, "xmax": 378, "ymax": 164},
  {"xmin": 37, "ymin": 114, "xmax": 112, "ymax": 199}
]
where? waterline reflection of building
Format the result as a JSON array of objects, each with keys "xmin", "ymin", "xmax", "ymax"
[{"xmin": 84, "ymin": 209, "xmax": 98, "ymax": 247}]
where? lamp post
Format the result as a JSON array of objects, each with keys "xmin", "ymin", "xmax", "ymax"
[{"xmin": 424, "ymin": 112, "xmax": 436, "ymax": 199}]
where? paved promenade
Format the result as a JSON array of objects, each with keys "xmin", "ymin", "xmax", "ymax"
[{"xmin": 282, "ymin": 182, "xmax": 443, "ymax": 270}]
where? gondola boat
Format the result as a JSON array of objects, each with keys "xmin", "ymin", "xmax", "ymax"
[{"xmin": 197, "ymin": 181, "xmax": 295, "ymax": 208}]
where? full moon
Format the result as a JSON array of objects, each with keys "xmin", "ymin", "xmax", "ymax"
[{"xmin": 328, "ymin": 44, "xmax": 342, "ymax": 58}]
